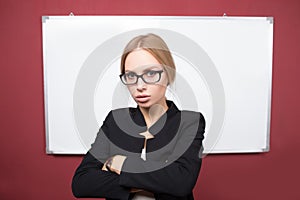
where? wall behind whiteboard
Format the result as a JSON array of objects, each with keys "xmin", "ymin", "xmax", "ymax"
[{"xmin": 1, "ymin": 0, "xmax": 300, "ymax": 200}]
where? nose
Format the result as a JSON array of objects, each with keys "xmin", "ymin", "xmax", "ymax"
[{"xmin": 136, "ymin": 76, "xmax": 146, "ymax": 91}]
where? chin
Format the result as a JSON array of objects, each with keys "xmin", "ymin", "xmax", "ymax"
[{"xmin": 137, "ymin": 101, "xmax": 153, "ymax": 108}]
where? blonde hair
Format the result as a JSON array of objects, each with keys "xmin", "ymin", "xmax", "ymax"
[{"xmin": 120, "ymin": 33, "xmax": 176, "ymax": 84}]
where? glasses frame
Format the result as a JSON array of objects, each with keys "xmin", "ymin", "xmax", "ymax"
[{"xmin": 119, "ymin": 70, "xmax": 164, "ymax": 85}]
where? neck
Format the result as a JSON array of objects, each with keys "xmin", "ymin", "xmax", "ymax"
[{"xmin": 140, "ymin": 99, "xmax": 168, "ymax": 127}]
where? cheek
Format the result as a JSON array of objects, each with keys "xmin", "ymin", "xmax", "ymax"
[
  {"xmin": 161, "ymin": 74, "xmax": 169, "ymax": 85},
  {"xmin": 127, "ymin": 86, "xmax": 135, "ymax": 94},
  {"xmin": 151, "ymin": 84, "xmax": 167, "ymax": 95}
]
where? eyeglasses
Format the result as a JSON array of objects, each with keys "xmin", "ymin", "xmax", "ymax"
[{"xmin": 120, "ymin": 69, "xmax": 164, "ymax": 85}]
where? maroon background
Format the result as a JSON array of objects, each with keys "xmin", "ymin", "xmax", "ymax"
[{"xmin": 1, "ymin": 0, "xmax": 300, "ymax": 199}]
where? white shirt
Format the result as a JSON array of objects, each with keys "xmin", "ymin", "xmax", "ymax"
[{"xmin": 132, "ymin": 191, "xmax": 155, "ymax": 200}]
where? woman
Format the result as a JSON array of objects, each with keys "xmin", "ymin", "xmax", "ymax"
[{"xmin": 72, "ymin": 33, "xmax": 205, "ymax": 200}]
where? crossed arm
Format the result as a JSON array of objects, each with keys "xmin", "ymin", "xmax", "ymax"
[{"xmin": 71, "ymin": 112, "xmax": 205, "ymax": 199}]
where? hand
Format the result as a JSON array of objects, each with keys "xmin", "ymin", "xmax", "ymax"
[
  {"xmin": 102, "ymin": 155, "xmax": 127, "ymax": 175},
  {"xmin": 101, "ymin": 159, "xmax": 110, "ymax": 171}
]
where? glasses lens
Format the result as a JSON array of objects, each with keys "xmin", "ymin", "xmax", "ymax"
[
  {"xmin": 122, "ymin": 72, "xmax": 137, "ymax": 84},
  {"xmin": 143, "ymin": 70, "xmax": 161, "ymax": 83}
]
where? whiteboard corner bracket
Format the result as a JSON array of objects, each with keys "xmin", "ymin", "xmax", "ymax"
[
  {"xmin": 267, "ymin": 17, "xmax": 274, "ymax": 24},
  {"xmin": 42, "ymin": 16, "xmax": 49, "ymax": 23},
  {"xmin": 46, "ymin": 148, "xmax": 53, "ymax": 154}
]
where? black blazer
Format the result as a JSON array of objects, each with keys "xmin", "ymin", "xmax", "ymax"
[{"xmin": 72, "ymin": 101, "xmax": 205, "ymax": 200}]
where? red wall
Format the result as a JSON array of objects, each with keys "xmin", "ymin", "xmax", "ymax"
[{"xmin": 1, "ymin": 0, "xmax": 300, "ymax": 199}]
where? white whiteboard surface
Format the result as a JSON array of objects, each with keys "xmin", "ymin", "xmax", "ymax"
[{"xmin": 42, "ymin": 16, "xmax": 273, "ymax": 154}]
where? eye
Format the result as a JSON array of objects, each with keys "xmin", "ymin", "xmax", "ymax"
[
  {"xmin": 146, "ymin": 70, "xmax": 157, "ymax": 77},
  {"xmin": 126, "ymin": 72, "xmax": 136, "ymax": 79}
]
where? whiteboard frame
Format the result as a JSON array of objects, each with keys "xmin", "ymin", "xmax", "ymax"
[{"xmin": 42, "ymin": 15, "xmax": 273, "ymax": 154}]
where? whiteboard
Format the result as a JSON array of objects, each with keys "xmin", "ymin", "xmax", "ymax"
[{"xmin": 42, "ymin": 16, "xmax": 273, "ymax": 154}]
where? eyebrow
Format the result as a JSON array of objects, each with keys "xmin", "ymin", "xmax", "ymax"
[{"xmin": 124, "ymin": 65, "xmax": 163, "ymax": 73}]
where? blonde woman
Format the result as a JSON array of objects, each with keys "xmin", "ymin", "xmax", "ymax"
[{"xmin": 72, "ymin": 33, "xmax": 205, "ymax": 200}]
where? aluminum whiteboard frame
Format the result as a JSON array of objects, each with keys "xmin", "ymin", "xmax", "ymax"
[{"xmin": 42, "ymin": 15, "xmax": 273, "ymax": 154}]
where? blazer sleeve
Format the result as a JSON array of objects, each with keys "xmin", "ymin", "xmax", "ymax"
[
  {"xmin": 119, "ymin": 112, "xmax": 206, "ymax": 197},
  {"xmin": 71, "ymin": 111, "xmax": 131, "ymax": 200}
]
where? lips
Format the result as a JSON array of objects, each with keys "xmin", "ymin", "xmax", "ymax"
[{"xmin": 135, "ymin": 94, "xmax": 151, "ymax": 103}]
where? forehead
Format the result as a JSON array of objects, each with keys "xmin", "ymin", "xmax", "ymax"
[{"xmin": 124, "ymin": 49, "xmax": 161, "ymax": 72}]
